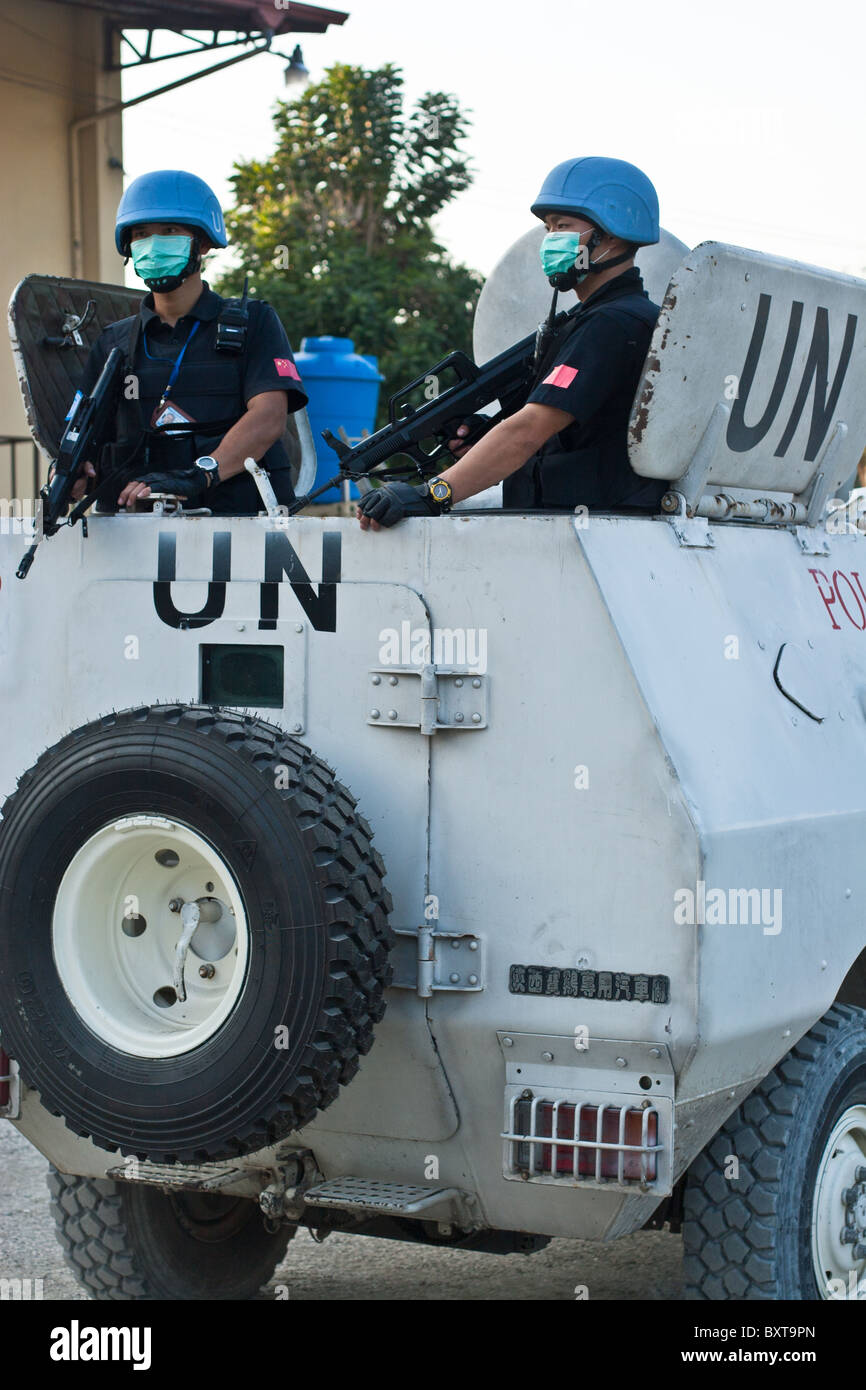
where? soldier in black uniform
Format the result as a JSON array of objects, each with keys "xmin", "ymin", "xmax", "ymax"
[
  {"xmin": 75, "ymin": 169, "xmax": 307, "ymax": 515},
  {"xmin": 356, "ymin": 157, "xmax": 665, "ymax": 530}
]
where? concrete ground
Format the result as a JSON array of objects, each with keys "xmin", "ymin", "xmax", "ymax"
[{"xmin": 0, "ymin": 1123, "xmax": 683, "ymax": 1300}]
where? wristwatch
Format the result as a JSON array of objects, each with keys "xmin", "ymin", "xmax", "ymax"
[
  {"xmin": 427, "ymin": 477, "xmax": 453, "ymax": 512},
  {"xmin": 194, "ymin": 456, "xmax": 219, "ymax": 488}
]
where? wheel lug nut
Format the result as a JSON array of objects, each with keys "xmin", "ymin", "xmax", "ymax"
[
  {"xmin": 854, "ymin": 1243, "xmax": 866, "ymax": 1261},
  {"xmin": 841, "ymin": 1227, "xmax": 858, "ymax": 1244},
  {"xmin": 856, "ymin": 1167, "xmax": 866, "ymax": 1183},
  {"xmin": 198, "ymin": 964, "xmax": 215, "ymax": 979},
  {"xmin": 169, "ymin": 898, "xmax": 184, "ymax": 913},
  {"xmin": 843, "ymin": 1188, "xmax": 858, "ymax": 1206}
]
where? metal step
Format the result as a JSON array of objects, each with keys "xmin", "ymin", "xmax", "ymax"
[
  {"xmin": 106, "ymin": 1158, "xmax": 250, "ymax": 1193},
  {"xmin": 303, "ymin": 1177, "xmax": 461, "ymax": 1217}
]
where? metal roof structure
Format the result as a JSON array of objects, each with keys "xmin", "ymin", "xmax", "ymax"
[
  {"xmin": 54, "ymin": 0, "xmax": 348, "ymax": 35},
  {"xmin": 53, "ymin": 0, "xmax": 349, "ymax": 68}
]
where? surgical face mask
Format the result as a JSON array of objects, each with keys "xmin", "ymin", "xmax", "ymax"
[
  {"xmin": 130, "ymin": 234, "xmax": 194, "ymax": 285},
  {"xmin": 540, "ymin": 230, "xmax": 591, "ymax": 280}
]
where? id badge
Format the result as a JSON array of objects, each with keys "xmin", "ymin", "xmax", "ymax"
[{"xmin": 151, "ymin": 399, "xmax": 196, "ymax": 435}]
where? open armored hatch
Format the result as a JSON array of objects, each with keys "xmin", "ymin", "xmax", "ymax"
[
  {"xmin": 7, "ymin": 273, "xmax": 318, "ymax": 495},
  {"xmin": 627, "ymin": 243, "xmax": 866, "ymax": 530}
]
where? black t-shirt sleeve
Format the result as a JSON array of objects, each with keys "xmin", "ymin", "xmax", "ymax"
[
  {"xmin": 527, "ymin": 313, "xmax": 637, "ymax": 426},
  {"xmin": 242, "ymin": 303, "xmax": 308, "ymax": 412}
]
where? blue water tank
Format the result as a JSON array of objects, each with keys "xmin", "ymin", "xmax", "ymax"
[{"xmin": 294, "ymin": 336, "xmax": 384, "ymax": 501}]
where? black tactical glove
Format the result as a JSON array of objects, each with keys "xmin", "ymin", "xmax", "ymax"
[
  {"xmin": 358, "ymin": 481, "xmax": 441, "ymax": 528},
  {"xmin": 129, "ymin": 465, "xmax": 214, "ymax": 506}
]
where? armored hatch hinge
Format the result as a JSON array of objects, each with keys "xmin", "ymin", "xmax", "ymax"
[
  {"xmin": 366, "ymin": 663, "xmax": 487, "ymax": 734},
  {"xmin": 660, "ymin": 489, "xmax": 714, "ymax": 548},
  {"xmin": 796, "ymin": 422, "xmax": 849, "ymax": 527},
  {"xmin": 793, "ymin": 526, "xmax": 831, "ymax": 557},
  {"xmin": 664, "ymin": 508, "xmax": 715, "ymax": 548},
  {"xmin": 392, "ymin": 925, "xmax": 483, "ymax": 998}
]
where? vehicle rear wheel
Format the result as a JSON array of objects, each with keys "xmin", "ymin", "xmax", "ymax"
[
  {"xmin": 0, "ymin": 705, "xmax": 393, "ymax": 1161},
  {"xmin": 683, "ymin": 1003, "xmax": 866, "ymax": 1299},
  {"xmin": 48, "ymin": 1167, "xmax": 292, "ymax": 1301}
]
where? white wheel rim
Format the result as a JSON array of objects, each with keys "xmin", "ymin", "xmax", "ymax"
[
  {"xmin": 811, "ymin": 1104, "xmax": 866, "ymax": 1299},
  {"xmin": 53, "ymin": 814, "xmax": 249, "ymax": 1059}
]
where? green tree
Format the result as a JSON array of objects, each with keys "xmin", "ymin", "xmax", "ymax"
[{"xmin": 216, "ymin": 63, "xmax": 483, "ymax": 428}]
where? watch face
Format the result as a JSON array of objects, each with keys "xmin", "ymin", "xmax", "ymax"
[{"xmin": 431, "ymin": 481, "xmax": 450, "ymax": 502}]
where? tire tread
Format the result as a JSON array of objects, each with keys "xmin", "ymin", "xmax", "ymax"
[{"xmin": 683, "ymin": 1003, "xmax": 862, "ymax": 1300}]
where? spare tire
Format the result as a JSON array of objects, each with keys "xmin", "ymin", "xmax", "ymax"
[{"xmin": 0, "ymin": 705, "xmax": 393, "ymax": 1162}]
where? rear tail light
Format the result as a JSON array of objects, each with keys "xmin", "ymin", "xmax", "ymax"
[{"xmin": 510, "ymin": 1097, "xmax": 660, "ymax": 1183}]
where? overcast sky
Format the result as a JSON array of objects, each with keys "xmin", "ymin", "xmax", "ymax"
[{"xmin": 121, "ymin": 0, "xmax": 866, "ymax": 285}]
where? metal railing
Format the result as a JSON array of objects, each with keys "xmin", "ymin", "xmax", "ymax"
[{"xmin": 0, "ymin": 436, "xmax": 43, "ymax": 506}]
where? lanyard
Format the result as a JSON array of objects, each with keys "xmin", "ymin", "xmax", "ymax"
[{"xmin": 147, "ymin": 319, "xmax": 201, "ymax": 410}]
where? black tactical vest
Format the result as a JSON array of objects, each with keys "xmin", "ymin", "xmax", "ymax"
[
  {"xmin": 503, "ymin": 276, "xmax": 666, "ymax": 512},
  {"xmin": 100, "ymin": 294, "xmax": 291, "ymax": 481}
]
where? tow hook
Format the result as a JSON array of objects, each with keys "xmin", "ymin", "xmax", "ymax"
[{"xmin": 258, "ymin": 1150, "xmax": 321, "ymax": 1231}]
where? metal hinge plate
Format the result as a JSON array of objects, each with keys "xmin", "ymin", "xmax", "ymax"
[
  {"xmin": 666, "ymin": 514, "xmax": 715, "ymax": 548},
  {"xmin": 367, "ymin": 665, "xmax": 487, "ymax": 733},
  {"xmin": 793, "ymin": 525, "xmax": 831, "ymax": 556},
  {"xmin": 392, "ymin": 924, "xmax": 483, "ymax": 996}
]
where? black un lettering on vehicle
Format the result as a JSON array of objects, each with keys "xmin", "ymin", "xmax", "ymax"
[
  {"xmin": 153, "ymin": 530, "xmax": 342, "ymax": 632},
  {"xmin": 727, "ymin": 293, "xmax": 857, "ymax": 461}
]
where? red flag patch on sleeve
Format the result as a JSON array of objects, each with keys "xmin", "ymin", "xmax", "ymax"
[
  {"xmin": 542, "ymin": 363, "xmax": 578, "ymax": 388},
  {"xmin": 274, "ymin": 358, "xmax": 301, "ymax": 381}
]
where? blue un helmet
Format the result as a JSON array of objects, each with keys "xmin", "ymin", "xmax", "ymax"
[
  {"xmin": 114, "ymin": 169, "xmax": 228, "ymax": 255},
  {"xmin": 531, "ymin": 157, "xmax": 659, "ymax": 246}
]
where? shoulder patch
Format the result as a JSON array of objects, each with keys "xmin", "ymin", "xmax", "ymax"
[
  {"xmin": 543, "ymin": 364, "xmax": 578, "ymax": 389},
  {"xmin": 274, "ymin": 358, "xmax": 301, "ymax": 380}
]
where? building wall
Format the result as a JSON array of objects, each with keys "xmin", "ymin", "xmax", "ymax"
[{"xmin": 0, "ymin": 0, "xmax": 123, "ymax": 492}]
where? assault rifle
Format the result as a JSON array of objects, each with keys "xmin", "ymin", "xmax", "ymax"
[
  {"xmin": 17, "ymin": 347, "xmax": 125, "ymax": 579},
  {"xmin": 292, "ymin": 300, "xmax": 580, "ymax": 512}
]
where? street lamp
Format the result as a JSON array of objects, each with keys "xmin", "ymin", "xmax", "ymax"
[{"xmin": 283, "ymin": 45, "xmax": 310, "ymax": 89}]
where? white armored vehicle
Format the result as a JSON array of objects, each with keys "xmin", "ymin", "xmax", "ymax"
[{"xmin": 2, "ymin": 236, "xmax": 866, "ymax": 1302}]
